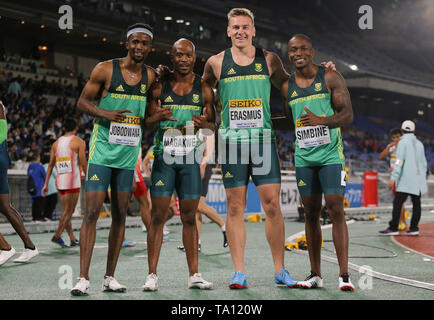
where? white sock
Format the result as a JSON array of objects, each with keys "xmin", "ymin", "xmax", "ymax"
[{"xmin": 221, "ymin": 224, "xmax": 226, "ymax": 232}]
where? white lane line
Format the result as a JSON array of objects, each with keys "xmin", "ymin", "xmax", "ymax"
[
  {"xmin": 285, "ymin": 220, "xmax": 355, "ymax": 243},
  {"xmin": 287, "ymin": 221, "xmax": 434, "ymax": 291},
  {"xmin": 391, "ymin": 237, "xmax": 434, "ymax": 260}
]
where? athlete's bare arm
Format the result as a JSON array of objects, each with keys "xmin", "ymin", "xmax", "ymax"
[
  {"xmin": 280, "ymin": 79, "xmax": 295, "ymax": 131},
  {"xmin": 146, "ymin": 65, "xmax": 157, "ymax": 93},
  {"xmin": 41, "ymin": 141, "xmax": 58, "ymax": 197},
  {"xmin": 202, "ymin": 52, "xmax": 224, "ymax": 88},
  {"xmin": 379, "ymin": 141, "xmax": 397, "ymax": 160},
  {"xmin": 76, "ymin": 137, "xmax": 88, "ymax": 176},
  {"xmin": 300, "ymin": 70, "xmax": 353, "ymax": 128},
  {"xmin": 192, "ymin": 80, "xmax": 216, "ymax": 131},
  {"xmin": 142, "ymin": 153, "xmax": 151, "ymax": 177},
  {"xmin": 77, "ymin": 61, "xmax": 132, "ymax": 122},
  {"xmin": 0, "ymin": 101, "xmax": 5, "ymax": 120},
  {"xmin": 264, "ymin": 50, "xmax": 290, "ymax": 90},
  {"xmin": 144, "ymin": 81, "xmax": 176, "ymax": 127}
]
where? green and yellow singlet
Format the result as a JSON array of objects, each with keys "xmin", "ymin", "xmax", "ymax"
[
  {"xmin": 88, "ymin": 59, "xmax": 148, "ymax": 171},
  {"xmin": 288, "ymin": 66, "xmax": 345, "ymax": 167},
  {"xmin": 153, "ymin": 74, "xmax": 204, "ymax": 156},
  {"xmin": 218, "ymin": 47, "xmax": 274, "ymax": 144}
]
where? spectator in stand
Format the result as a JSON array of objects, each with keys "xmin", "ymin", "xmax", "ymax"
[
  {"xmin": 7, "ymin": 78, "xmax": 21, "ymax": 97},
  {"xmin": 8, "ymin": 142, "xmax": 19, "ymax": 162}
]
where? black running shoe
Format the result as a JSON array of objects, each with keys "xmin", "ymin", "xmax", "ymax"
[{"xmin": 223, "ymin": 231, "xmax": 228, "ymax": 248}]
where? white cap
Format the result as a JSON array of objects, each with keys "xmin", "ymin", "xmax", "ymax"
[{"xmin": 401, "ymin": 120, "xmax": 415, "ymax": 132}]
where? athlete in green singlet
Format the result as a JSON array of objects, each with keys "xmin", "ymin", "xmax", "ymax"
[
  {"xmin": 202, "ymin": 8, "xmax": 299, "ymax": 289},
  {"xmin": 142, "ymin": 39, "xmax": 215, "ymax": 291},
  {"xmin": 281, "ymin": 34, "xmax": 355, "ymax": 291},
  {"xmin": 70, "ymin": 23, "xmax": 157, "ymax": 296}
]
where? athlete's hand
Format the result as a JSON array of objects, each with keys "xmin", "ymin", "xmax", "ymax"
[
  {"xmin": 102, "ymin": 109, "xmax": 132, "ymax": 122},
  {"xmin": 386, "ymin": 142, "xmax": 397, "ymax": 151},
  {"xmin": 192, "ymin": 106, "xmax": 211, "ymax": 129},
  {"xmin": 155, "ymin": 64, "xmax": 172, "ymax": 79},
  {"xmin": 321, "ymin": 61, "xmax": 336, "ymax": 72},
  {"xmin": 200, "ymin": 161, "xmax": 207, "ymax": 179},
  {"xmin": 156, "ymin": 104, "xmax": 178, "ymax": 122},
  {"xmin": 41, "ymin": 185, "xmax": 47, "ymax": 197},
  {"xmin": 388, "ymin": 180, "xmax": 394, "ymax": 190},
  {"xmin": 300, "ymin": 106, "xmax": 325, "ymax": 126}
]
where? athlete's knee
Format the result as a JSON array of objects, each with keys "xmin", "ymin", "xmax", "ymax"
[
  {"xmin": 83, "ymin": 207, "xmax": 101, "ymax": 224},
  {"xmin": 0, "ymin": 204, "xmax": 10, "ymax": 216},
  {"xmin": 197, "ymin": 202, "xmax": 206, "ymax": 213},
  {"xmin": 261, "ymin": 198, "xmax": 281, "ymax": 219},
  {"xmin": 325, "ymin": 201, "xmax": 345, "ymax": 223},
  {"xmin": 226, "ymin": 198, "xmax": 246, "ymax": 217},
  {"xmin": 304, "ymin": 210, "xmax": 320, "ymax": 224},
  {"xmin": 180, "ymin": 210, "xmax": 196, "ymax": 226},
  {"xmin": 150, "ymin": 208, "xmax": 167, "ymax": 226},
  {"xmin": 111, "ymin": 210, "xmax": 127, "ymax": 225},
  {"xmin": 303, "ymin": 204, "xmax": 322, "ymax": 223}
]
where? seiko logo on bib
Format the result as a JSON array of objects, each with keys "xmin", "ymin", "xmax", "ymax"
[
  {"xmin": 228, "ymin": 99, "xmax": 264, "ymax": 129},
  {"xmin": 108, "ymin": 116, "xmax": 141, "ymax": 146}
]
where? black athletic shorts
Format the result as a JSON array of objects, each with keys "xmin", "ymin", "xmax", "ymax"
[{"xmin": 201, "ymin": 164, "xmax": 213, "ymax": 197}]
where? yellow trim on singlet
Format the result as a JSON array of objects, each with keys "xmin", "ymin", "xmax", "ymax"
[{"xmin": 88, "ymin": 121, "xmax": 100, "ymax": 161}]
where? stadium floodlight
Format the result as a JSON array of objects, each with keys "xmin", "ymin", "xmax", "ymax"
[
  {"xmin": 349, "ymin": 64, "xmax": 359, "ymax": 71},
  {"xmin": 185, "ymin": 21, "xmax": 191, "ymax": 26},
  {"xmin": 176, "ymin": 19, "xmax": 184, "ymax": 24},
  {"xmin": 164, "ymin": 16, "xmax": 173, "ymax": 21}
]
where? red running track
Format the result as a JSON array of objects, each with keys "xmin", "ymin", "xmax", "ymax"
[{"xmin": 393, "ymin": 222, "xmax": 434, "ymax": 258}]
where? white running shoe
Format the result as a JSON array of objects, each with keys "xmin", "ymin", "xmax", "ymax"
[
  {"xmin": 141, "ymin": 223, "xmax": 147, "ymax": 232},
  {"xmin": 13, "ymin": 247, "xmax": 39, "ymax": 263},
  {"xmin": 339, "ymin": 274, "xmax": 355, "ymax": 291},
  {"xmin": 188, "ymin": 273, "xmax": 213, "ymax": 290},
  {"xmin": 296, "ymin": 272, "xmax": 323, "ymax": 289},
  {"xmin": 0, "ymin": 247, "xmax": 16, "ymax": 266},
  {"xmin": 142, "ymin": 273, "xmax": 158, "ymax": 291},
  {"xmin": 163, "ymin": 225, "xmax": 170, "ymax": 236},
  {"xmin": 71, "ymin": 277, "xmax": 90, "ymax": 296},
  {"xmin": 102, "ymin": 276, "xmax": 127, "ymax": 292}
]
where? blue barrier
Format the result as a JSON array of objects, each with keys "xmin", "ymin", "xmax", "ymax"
[
  {"xmin": 205, "ymin": 181, "xmax": 261, "ymax": 214},
  {"xmin": 345, "ymin": 183, "xmax": 362, "ymax": 208}
]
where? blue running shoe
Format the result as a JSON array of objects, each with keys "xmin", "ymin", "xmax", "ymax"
[
  {"xmin": 274, "ymin": 268, "xmax": 297, "ymax": 287},
  {"xmin": 70, "ymin": 240, "xmax": 80, "ymax": 247},
  {"xmin": 122, "ymin": 240, "xmax": 136, "ymax": 248},
  {"xmin": 51, "ymin": 236, "xmax": 68, "ymax": 248},
  {"xmin": 162, "ymin": 236, "xmax": 169, "ymax": 243},
  {"xmin": 229, "ymin": 270, "xmax": 248, "ymax": 289}
]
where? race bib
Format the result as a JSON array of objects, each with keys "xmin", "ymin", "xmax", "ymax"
[
  {"xmin": 229, "ymin": 98, "xmax": 263, "ymax": 129},
  {"xmin": 341, "ymin": 170, "xmax": 347, "ymax": 186},
  {"xmin": 163, "ymin": 128, "xmax": 197, "ymax": 156},
  {"xmin": 296, "ymin": 125, "xmax": 331, "ymax": 148},
  {"xmin": 56, "ymin": 156, "xmax": 72, "ymax": 174},
  {"xmin": 108, "ymin": 116, "xmax": 141, "ymax": 146}
]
